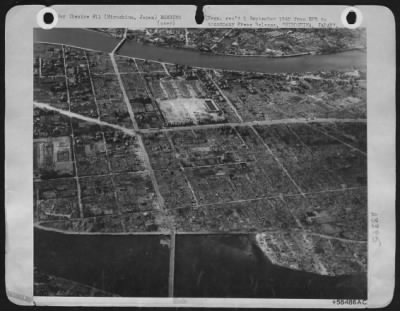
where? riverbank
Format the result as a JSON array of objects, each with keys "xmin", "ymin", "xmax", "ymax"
[
  {"xmin": 128, "ymin": 43, "xmax": 366, "ymax": 59},
  {"xmin": 122, "ymin": 40, "xmax": 313, "ymax": 58},
  {"xmin": 34, "ymin": 223, "xmax": 265, "ymax": 236},
  {"xmin": 213, "ymin": 47, "xmax": 366, "ymax": 58}
]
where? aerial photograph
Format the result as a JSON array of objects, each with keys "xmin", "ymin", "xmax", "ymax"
[{"xmin": 33, "ymin": 27, "xmax": 367, "ymax": 299}]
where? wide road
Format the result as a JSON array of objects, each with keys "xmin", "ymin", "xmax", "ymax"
[{"xmin": 34, "ymin": 101, "xmax": 365, "ymax": 135}]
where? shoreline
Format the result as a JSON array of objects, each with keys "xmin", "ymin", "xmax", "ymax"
[
  {"xmin": 212, "ymin": 47, "xmax": 367, "ymax": 58},
  {"xmin": 34, "ymin": 224, "xmax": 367, "ymax": 243},
  {"xmin": 34, "ymin": 223, "xmax": 266, "ymax": 236}
]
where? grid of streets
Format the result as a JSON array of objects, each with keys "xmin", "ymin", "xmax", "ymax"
[{"xmin": 34, "ymin": 33, "xmax": 367, "ymax": 287}]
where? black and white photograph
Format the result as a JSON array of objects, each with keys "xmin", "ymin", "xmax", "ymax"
[
  {"xmin": 32, "ymin": 26, "xmax": 368, "ymax": 299},
  {"xmin": 4, "ymin": 4, "xmax": 397, "ymax": 308}
]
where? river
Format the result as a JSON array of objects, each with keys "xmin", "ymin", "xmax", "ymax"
[
  {"xmin": 35, "ymin": 228, "xmax": 170, "ymax": 297},
  {"xmin": 35, "ymin": 228, "xmax": 366, "ymax": 298},
  {"xmin": 34, "ymin": 28, "xmax": 366, "ymax": 73}
]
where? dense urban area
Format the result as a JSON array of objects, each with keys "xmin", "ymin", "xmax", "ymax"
[{"xmin": 34, "ymin": 28, "xmax": 367, "ymax": 295}]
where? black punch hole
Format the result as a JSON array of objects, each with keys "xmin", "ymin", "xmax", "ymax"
[
  {"xmin": 43, "ymin": 12, "xmax": 54, "ymax": 25},
  {"xmin": 195, "ymin": 5, "xmax": 204, "ymax": 24},
  {"xmin": 346, "ymin": 10, "xmax": 357, "ymax": 25}
]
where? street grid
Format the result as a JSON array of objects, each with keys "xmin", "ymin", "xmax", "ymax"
[
  {"xmin": 34, "ymin": 41, "xmax": 367, "ymax": 239},
  {"xmin": 34, "ymin": 37, "xmax": 368, "ymax": 284}
]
